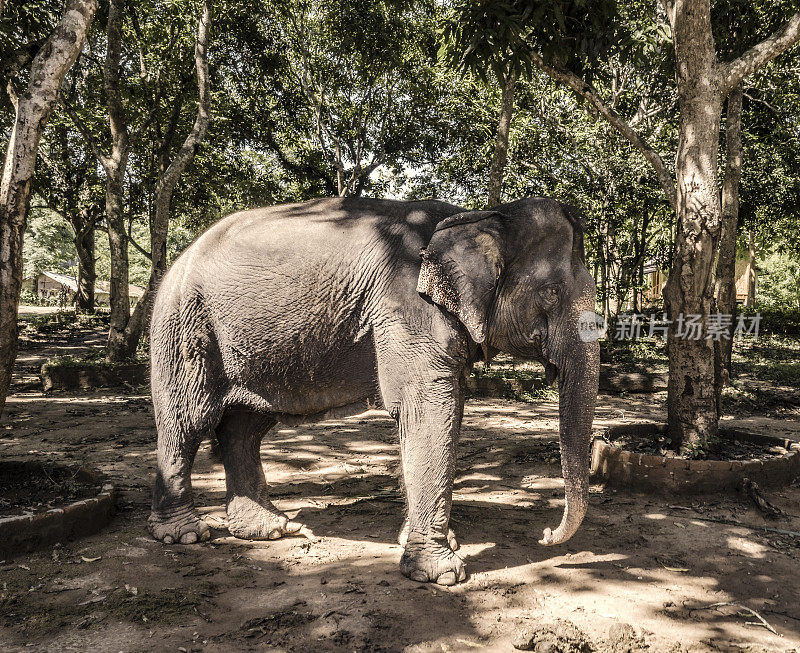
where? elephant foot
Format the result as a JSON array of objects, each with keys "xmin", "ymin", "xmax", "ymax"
[
  {"xmin": 398, "ymin": 519, "xmax": 458, "ymax": 551},
  {"xmin": 149, "ymin": 504, "xmax": 211, "ymax": 544},
  {"xmin": 400, "ymin": 532, "xmax": 466, "ymax": 586},
  {"xmin": 226, "ymin": 496, "xmax": 303, "ymax": 540}
]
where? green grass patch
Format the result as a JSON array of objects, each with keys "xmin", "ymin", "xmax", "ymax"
[
  {"xmin": 42, "ymin": 353, "xmax": 148, "ymax": 370},
  {"xmin": 22, "ymin": 310, "xmax": 109, "ymax": 334},
  {"xmin": 732, "ymin": 334, "xmax": 800, "ymax": 386}
]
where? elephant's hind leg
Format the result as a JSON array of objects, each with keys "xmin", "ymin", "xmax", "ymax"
[
  {"xmin": 149, "ymin": 406, "xmax": 213, "ymax": 544},
  {"xmin": 217, "ymin": 409, "xmax": 302, "ymax": 540}
]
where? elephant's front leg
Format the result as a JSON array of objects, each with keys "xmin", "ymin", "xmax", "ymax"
[
  {"xmin": 397, "ymin": 516, "xmax": 458, "ymax": 551},
  {"xmin": 395, "ymin": 379, "xmax": 466, "ymax": 586}
]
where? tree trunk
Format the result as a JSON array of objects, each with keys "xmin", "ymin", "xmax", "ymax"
[
  {"xmin": 636, "ymin": 205, "xmax": 651, "ymax": 312},
  {"xmin": 713, "ymin": 83, "xmax": 743, "ymax": 409},
  {"xmin": 117, "ymin": 0, "xmax": 212, "ymax": 357},
  {"xmin": 74, "ymin": 210, "xmax": 96, "ymax": 313},
  {"xmin": 663, "ymin": 0, "xmax": 723, "ymax": 449},
  {"xmin": 745, "ymin": 231, "xmax": 756, "ymax": 307},
  {"xmin": 486, "ymin": 67, "xmax": 516, "ymax": 207},
  {"xmin": 0, "ymin": 0, "xmax": 97, "ymax": 415},
  {"xmin": 105, "ymin": 163, "xmax": 131, "ymax": 360},
  {"xmin": 101, "ymin": 0, "xmax": 133, "ymax": 362}
]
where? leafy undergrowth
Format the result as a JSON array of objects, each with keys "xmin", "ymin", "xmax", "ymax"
[
  {"xmin": 473, "ymin": 356, "xmax": 543, "ymax": 379},
  {"xmin": 724, "ymin": 335, "xmax": 800, "ymax": 415},
  {"xmin": 601, "ymin": 338, "xmax": 668, "ymax": 372},
  {"xmin": 472, "ymin": 356, "xmax": 558, "ymax": 401},
  {"xmin": 609, "ymin": 429, "xmax": 792, "ymax": 461},
  {"xmin": 0, "ymin": 463, "xmax": 98, "ymax": 516},
  {"xmin": 42, "ymin": 353, "xmax": 148, "ymax": 369},
  {"xmin": 21, "ymin": 310, "xmax": 109, "ymax": 334},
  {"xmin": 732, "ymin": 335, "xmax": 800, "ymax": 385}
]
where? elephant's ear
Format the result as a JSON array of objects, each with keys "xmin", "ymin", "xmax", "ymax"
[{"xmin": 417, "ymin": 211, "xmax": 507, "ymax": 344}]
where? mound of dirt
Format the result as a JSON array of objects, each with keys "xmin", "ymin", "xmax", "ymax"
[
  {"xmin": 513, "ymin": 619, "xmax": 594, "ymax": 652},
  {"xmin": 605, "ymin": 623, "xmax": 648, "ymax": 653}
]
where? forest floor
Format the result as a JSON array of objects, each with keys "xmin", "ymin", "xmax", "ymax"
[{"xmin": 1, "ymin": 319, "xmax": 800, "ymax": 652}]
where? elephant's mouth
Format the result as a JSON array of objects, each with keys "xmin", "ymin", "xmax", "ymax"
[{"xmin": 523, "ymin": 332, "xmax": 559, "ymax": 386}]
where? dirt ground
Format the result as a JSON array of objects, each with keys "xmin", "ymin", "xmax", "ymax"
[{"xmin": 1, "ymin": 321, "xmax": 800, "ymax": 652}]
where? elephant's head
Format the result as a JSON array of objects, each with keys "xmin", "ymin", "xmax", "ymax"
[{"xmin": 417, "ymin": 198, "xmax": 600, "ymax": 546}]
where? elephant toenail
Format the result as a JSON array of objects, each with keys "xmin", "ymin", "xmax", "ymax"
[
  {"xmin": 410, "ymin": 570, "xmax": 428, "ymax": 583},
  {"xmin": 436, "ymin": 572, "xmax": 456, "ymax": 586},
  {"xmin": 179, "ymin": 532, "xmax": 198, "ymax": 544},
  {"xmin": 268, "ymin": 530, "xmax": 282, "ymax": 540},
  {"xmin": 163, "ymin": 535, "xmax": 174, "ymax": 544},
  {"xmin": 285, "ymin": 521, "xmax": 302, "ymax": 533},
  {"xmin": 457, "ymin": 567, "xmax": 467, "ymax": 582},
  {"xmin": 200, "ymin": 530, "xmax": 210, "ymax": 541}
]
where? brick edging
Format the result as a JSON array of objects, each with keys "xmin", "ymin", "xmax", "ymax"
[
  {"xmin": 41, "ymin": 360, "xmax": 148, "ymax": 391},
  {"xmin": 590, "ymin": 423, "xmax": 800, "ymax": 494},
  {"xmin": 0, "ymin": 463, "xmax": 115, "ymax": 558}
]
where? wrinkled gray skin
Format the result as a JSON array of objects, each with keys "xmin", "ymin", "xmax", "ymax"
[{"xmin": 148, "ymin": 197, "xmax": 600, "ymax": 586}]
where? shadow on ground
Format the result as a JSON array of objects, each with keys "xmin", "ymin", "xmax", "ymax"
[{"xmin": 2, "ymin": 385, "xmax": 800, "ymax": 651}]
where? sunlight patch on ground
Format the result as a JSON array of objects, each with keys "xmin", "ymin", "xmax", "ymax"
[
  {"xmin": 726, "ymin": 535, "xmax": 770, "ymax": 559},
  {"xmin": 520, "ymin": 475, "xmax": 564, "ymax": 490}
]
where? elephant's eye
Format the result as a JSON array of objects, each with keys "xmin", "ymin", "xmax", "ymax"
[{"xmin": 538, "ymin": 285, "xmax": 560, "ymax": 307}]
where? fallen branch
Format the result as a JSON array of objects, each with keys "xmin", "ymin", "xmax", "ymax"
[
  {"xmin": 738, "ymin": 477, "xmax": 784, "ymax": 520},
  {"xmin": 669, "ymin": 513, "xmax": 800, "ymax": 538},
  {"xmin": 703, "ymin": 602, "xmax": 778, "ymax": 636}
]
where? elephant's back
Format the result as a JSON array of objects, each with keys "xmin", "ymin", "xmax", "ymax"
[
  {"xmin": 176, "ymin": 197, "xmax": 462, "ymax": 299},
  {"xmin": 192, "ymin": 197, "xmax": 459, "ymax": 261}
]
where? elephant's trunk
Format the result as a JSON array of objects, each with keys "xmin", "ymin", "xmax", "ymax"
[{"xmin": 539, "ymin": 310, "xmax": 600, "ymax": 546}]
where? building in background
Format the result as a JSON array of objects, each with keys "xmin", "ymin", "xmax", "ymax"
[
  {"xmin": 642, "ymin": 252, "xmax": 756, "ymax": 308},
  {"xmin": 22, "ymin": 271, "xmax": 145, "ymax": 307}
]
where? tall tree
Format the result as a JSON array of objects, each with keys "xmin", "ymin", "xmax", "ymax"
[
  {"xmin": 439, "ymin": 1, "xmax": 618, "ymax": 207},
  {"xmin": 439, "ymin": 4, "xmax": 522, "ymax": 206},
  {"xmin": 67, "ymin": 0, "xmax": 213, "ymax": 360},
  {"xmin": 65, "ymin": 0, "xmax": 132, "ymax": 360},
  {"xmin": 0, "ymin": 0, "xmax": 97, "ymax": 415},
  {"xmin": 447, "ymin": 0, "xmax": 800, "ymax": 447},
  {"xmin": 660, "ymin": 2, "xmax": 799, "ymax": 445},
  {"xmin": 713, "ymin": 83, "xmax": 742, "ymax": 404},
  {"xmin": 273, "ymin": 0, "xmax": 442, "ymax": 197},
  {"xmin": 116, "ymin": 0, "xmax": 212, "ymax": 358},
  {"xmin": 35, "ymin": 117, "xmax": 104, "ymax": 312}
]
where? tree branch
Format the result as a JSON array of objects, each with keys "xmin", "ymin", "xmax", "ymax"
[
  {"xmin": 151, "ymin": 0, "xmax": 211, "ymax": 219},
  {"xmin": 104, "ymin": 0, "xmax": 130, "ymax": 166},
  {"xmin": 127, "ymin": 217, "xmax": 152, "ymax": 259},
  {"xmin": 529, "ymin": 52, "xmax": 677, "ymax": 211},
  {"xmin": 62, "ymin": 100, "xmax": 111, "ymax": 170},
  {"xmin": 77, "ymin": 203, "xmax": 103, "ymax": 240},
  {"xmin": 742, "ymin": 90, "xmax": 781, "ymax": 116},
  {"xmin": 262, "ymin": 130, "xmax": 337, "ymax": 195},
  {"xmin": 720, "ymin": 12, "xmax": 800, "ymax": 93}
]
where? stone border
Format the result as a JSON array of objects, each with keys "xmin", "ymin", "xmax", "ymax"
[
  {"xmin": 41, "ymin": 360, "xmax": 148, "ymax": 391},
  {"xmin": 466, "ymin": 375, "xmax": 548, "ymax": 398},
  {"xmin": 467, "ymin": 366, "xmax": 667, "ymax": 399},
  {"xmin": 0, "ymin": 461, "xmax": 115, "ymax": 558},
  {"xmin": 590, "ymin": 423, "xmax": 800, "ymax": 494},
  {"xmin": 38, "ymin": 361, "xmax": 664, "ymax": 396}
]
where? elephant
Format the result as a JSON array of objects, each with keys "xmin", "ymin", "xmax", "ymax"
[{"xmin": 147, "ymin": 196, "xmax": 600, "ymax": 586}]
